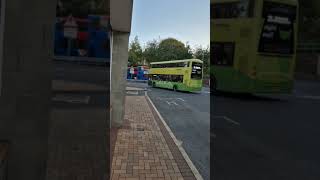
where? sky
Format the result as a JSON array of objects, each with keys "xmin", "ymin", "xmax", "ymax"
[{"xmin": 129, "ymin": 0, "xmax": 210, "ymax": 49}]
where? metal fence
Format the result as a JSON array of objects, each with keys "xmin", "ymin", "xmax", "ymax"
[{"xmin": 0, "ymin": 143, "xmax": 8, "ymax": 180}]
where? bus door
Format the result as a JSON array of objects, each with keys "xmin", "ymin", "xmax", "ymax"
[{"xmin": 212, "ymin": 42, "xmax": 236, "ymax": 90}]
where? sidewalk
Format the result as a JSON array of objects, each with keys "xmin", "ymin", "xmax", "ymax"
[{"xmin": 111, "ymin": 89, "xmax": 198, "ymax": 180}]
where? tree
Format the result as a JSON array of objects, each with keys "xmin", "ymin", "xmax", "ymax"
[
  {"xmin": 143, "ymin": 38, "xmax": 193, "ymax": 63},
  {"xmin": 128, "ymin": 36, "xmax": 143, "ymax": 66},
  {"xmin": 193, "ymin": 46, "xmax": 210, "ymax": 78},
  {"xmin": 143, "ymin": 39, "xmax": 160, "ymax": 63},
  {"xmin": 157, "ymin": 38, "xmax": 193, "ymax": 61}
]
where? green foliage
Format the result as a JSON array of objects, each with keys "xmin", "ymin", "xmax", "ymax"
[
  {"xmin": 143, "ymin": 38, "xmax": 193, "ymax": 63},
  {"xmin": 143, "ymin": 40, "xmax": 161, "ymax": 63},
  {"xmin": 128, "ymin": 36, "xmax": 143, "ymax": 66},
  {"xmin": 157, "ymin": 38, "xmax": 193, "ymax": 61}
]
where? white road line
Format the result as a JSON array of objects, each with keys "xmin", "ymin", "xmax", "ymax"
[
  {"xmin": 127, "ymin": 91, "xmax": 139, "ymax": 95},
  {"xmin": 177, "ymin": 98, "xmax": 185, "ymax": 102},
  {"xmin": 166, "ymin": 101, "xmax": 178, "ymax": 106},
  {"xmin": 213, "ymin": 116, "xmax": 240, "ymax": 126},
  {"xmin": 146, "ymin": 93, "xmax": 204, "ymax": 180}
]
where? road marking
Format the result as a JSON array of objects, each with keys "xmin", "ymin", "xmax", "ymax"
[
  {"xmin": 213, "ymin": 116, "xmax": 240, "ymax": 126},
  {"xmin": 202, "ymin": 91, "xmax": 210, "ymax": 94},
  {"xmin": 146, "ymin": 94, "xmax": 204, "ymax": 180},
  {"xmin": 177, "ymin": 98, "xmax": 185, "ymax": 102},
  {"xmin": 166, "ymin": 101, "xmax": 178, "ymax": 106},
  {"xmin": 176, "ymin": 139, "xmax": 183, "ymax": 146},
  {"xmin": 126, "ymin": 90, "xmax": 139, "ymax": 95}
]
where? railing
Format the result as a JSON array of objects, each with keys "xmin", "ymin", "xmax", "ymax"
[
  {"xmin": 297, "ymin": 42, "xmax": 320, "ymax": 53},
  {"xmin": 0, "ymin": 142, "xmax": 8, "ymax": 180}
]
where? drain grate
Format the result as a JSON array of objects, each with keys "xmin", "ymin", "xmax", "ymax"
[{"xmin": 136, "ymin": 127, "xmax": 144, "ymax": 131}]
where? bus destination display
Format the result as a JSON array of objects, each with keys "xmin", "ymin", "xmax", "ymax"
[{"xmin": 258, "ymin": 2, "xmax": 297, "ymax": 55}]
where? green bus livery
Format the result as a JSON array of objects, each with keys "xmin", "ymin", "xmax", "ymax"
[
  {"xmin": 211, "ymin": 0, "xmax": 299, "ymax": 93},
  {"xmin": 149, "ymin": 59, "xmax": 203, "ymax": 92}
]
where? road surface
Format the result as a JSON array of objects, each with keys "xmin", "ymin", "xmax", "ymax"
[{"xmin": 212, "ymin": 80, "xmax": 320, "ymax": 180}]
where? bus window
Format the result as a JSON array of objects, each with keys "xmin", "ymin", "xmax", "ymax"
[
  {"xmin": 191, "ymin": 62, "xmax": 203, "ymax": 79},
  {"xmin": 211, "ymin": 42, "xmax": 235, "ymax": 66},
  {"xmin": 171, "ymin": 75, "xmax": 183, "ymax": 83},
  {"xmin": 151, "ymin": 62, "xmax": 190, "ymax": 68},
  {"xmin": 151, "ymin": 74, "xmax": 183, "ymax": 82},
  {"xmin": 211, "ymin": 0, "xmax": 254, "ymax": 19}
]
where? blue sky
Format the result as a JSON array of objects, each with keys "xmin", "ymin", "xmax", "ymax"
[{"xmin": 129, "ymin": 0, "xmax": 210, "ymax": 49}]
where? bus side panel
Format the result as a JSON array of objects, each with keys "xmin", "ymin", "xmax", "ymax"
[
  {"xmin": 212, "ymin": 19, "xmax": 257, "ymax": 93},
  {"xmin": 232, "ymin": 19, "xmax": 258, "ymax": 93},
  {"xmin": 212, "ymin": 67, "xmax": 234, "ymax": 91},
  {"xmin": 211, "ymin": 20, "xmax": 236, "ymax": 92}
]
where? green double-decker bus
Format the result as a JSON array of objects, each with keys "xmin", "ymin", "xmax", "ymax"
[
  {"xmin": 211, "ymin": 0, "xmax": 299, "ymax": 93},
  {"xmin": 149, "ymin": 59, "xmax": 203, "ymax": 92}
]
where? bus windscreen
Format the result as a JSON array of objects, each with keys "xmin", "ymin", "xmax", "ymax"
[
  {"xmin": 258, "ymin": 2, "xmax": 297, "ymax": 55},
  {"xmin": 191, "ymin": 62, "xmax": 203, "ymax": 79}
]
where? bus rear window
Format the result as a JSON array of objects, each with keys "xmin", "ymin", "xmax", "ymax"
[
  {"xmin": 191, "ymin": 62, "xmax": 203, "ymax": 79},
  {"xmin": 211, "ymin": 0, "xmax": 254, "ymax": 19},
  {"xmin": 211, "ymin": 42, "xmax": 235, "ymax": 66}
]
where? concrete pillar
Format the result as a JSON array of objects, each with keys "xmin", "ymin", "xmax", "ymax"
[
  {"xmin": 110, "ymin": 31, "xmax": 130, "ymax": 127},
  {"xmin": 0, "ymin": 0, "xmax": 55, "ymax": 179}
]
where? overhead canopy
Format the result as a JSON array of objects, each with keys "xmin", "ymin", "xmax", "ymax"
[{"xmin": 110, "ymin": 0, "xmax": 133, "ymax": 33}]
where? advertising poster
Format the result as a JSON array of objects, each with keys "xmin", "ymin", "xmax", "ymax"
[{"xmin": 54, "ymin": 0, "xmax": 110, "ymax": 62}]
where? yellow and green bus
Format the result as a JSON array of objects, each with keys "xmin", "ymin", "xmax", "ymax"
[
  {"xmin": 149, "ymin": 59, "xmax": 203, "ymax": 92},
  {"xmin": 211, "ymin": 0, "xmax": 299, "ymax": 93}
]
